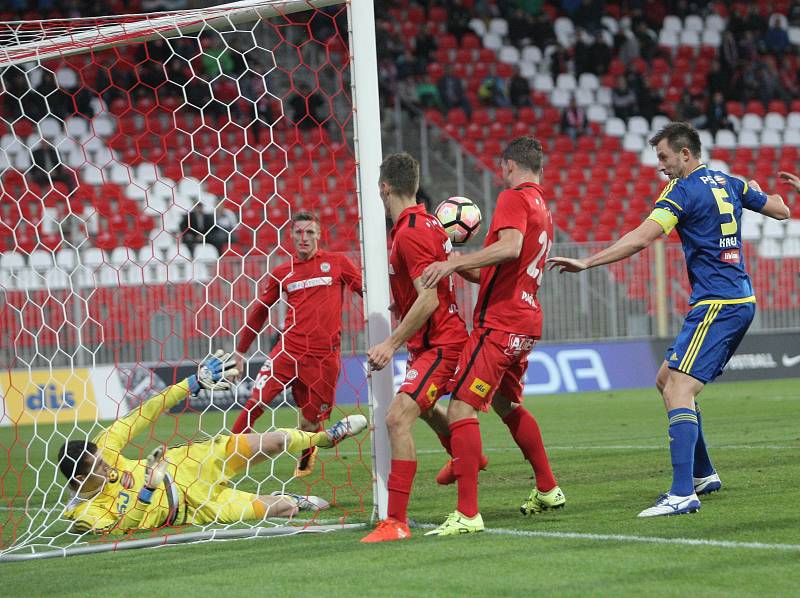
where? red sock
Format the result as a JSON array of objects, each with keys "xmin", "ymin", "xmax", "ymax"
[
  {"xmin": 437, "ymin": 433, "xmax": 452, "ymax": 456},
  {"xmin": 387, "ymin": 459, "xmax": 417, "ymax": 522},
  {"xmin": 503, "ymin": 406, "xmax": 557, "ymax": 492},
  {"xmin": 230, "ymin": 398, "xmax": 265, "ymax": 434},
  {"xmin": 450, "ymin": 418, "xmax": 482, "ymax": 517}
]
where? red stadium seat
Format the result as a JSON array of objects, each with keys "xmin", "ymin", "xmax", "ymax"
[
  {"xmin": 745, "ymin": 100, "xmax": 766, "ymax": 116},
  {"xmin": 461, "ymin": 34, "xmax": 482, "ymax": 50},
  {"xmin": 447, "ymin": 108, "xmax": 468, "ymax": 127}
]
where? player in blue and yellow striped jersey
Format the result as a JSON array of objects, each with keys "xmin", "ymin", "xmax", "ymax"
[
  {"xmin": 548, "ymin": 122, "xmax": 790, "ymax": 518},
  {"xmin": 58, "ymin": 351, "xmax": 367, "ymax": 535}
]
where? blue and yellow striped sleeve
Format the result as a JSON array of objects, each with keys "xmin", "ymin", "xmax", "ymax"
[
  {"xmin": 733, "ymin": 177, "xmax": 768, "ymax": 212},
  {"xmin": 648, "ymin": 179, "xmax": 685, "ymax": 234}
]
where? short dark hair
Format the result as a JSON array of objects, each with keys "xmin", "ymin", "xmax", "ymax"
[
  {"xmin": 649, "ymin": 122, "xmax": 702, "ymax": 159},
  {"xmin": 379, "ymin": 152, "xmax": 420, "ymax": 198},
  {"xmin": 291, "ymin": 210, "xmax": 319, "ymax": 227},
  {"xmin": 501, "ymin": 136, "xmax": 544, "ymax": 173},
  {"xmin": 58, "ymin": 440, "xmax": 97, "ymax": 489}
]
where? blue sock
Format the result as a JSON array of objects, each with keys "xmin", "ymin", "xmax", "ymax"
[
  {"xmin": 693, "ymin": 402, "xmax": 715, "ymax": 478},
  {"xmin": 668, "ymin": 408, "xmax": 698, "ymax": 496}
]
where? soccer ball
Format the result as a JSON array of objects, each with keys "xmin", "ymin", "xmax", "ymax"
[{"xmin": 434, "ymin": 196, "xmax": 482, "ymax": 245}]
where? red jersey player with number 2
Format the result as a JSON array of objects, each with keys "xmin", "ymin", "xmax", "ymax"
[
  {"xmin": 421, "ymin": 137, "xmax": 565, "ymax": 536},
  {"xmin": 231, "ymin": 211, "xmax": 363, "ymax": 479},
  {"xmin": 361, "ymin": 153, "xmax": 488, "ymax": 543}
]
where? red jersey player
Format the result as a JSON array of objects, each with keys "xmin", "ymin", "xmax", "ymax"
[
  {"xmin": 421, "ymin": 137, "xmax": 564, "ymax": 536},
  {"xmin": 361, "ymin": 153, "xmax": 478, "ymax": 543},
  {"xmin": 231, "ymin": 211, "xmax": 363, "ymax": 478}
]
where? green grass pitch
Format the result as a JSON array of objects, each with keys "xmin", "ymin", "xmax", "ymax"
[{"xmin": 2, "ymin": 378, "xmax": 799, "ymax": 596}]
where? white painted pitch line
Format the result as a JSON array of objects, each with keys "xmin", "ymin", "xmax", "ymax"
[{"xmin": 414, "ymin": 524, "xmax": 800, "ymax": 552}]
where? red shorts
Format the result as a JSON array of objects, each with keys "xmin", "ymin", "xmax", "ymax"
[
  {"xmin": 252, "ymin": 347, "xmax": 340, "ymax": 424},
  {"xmin": 448, "ymin": 328, "xmax": 537, "ymax": 411},
  {"xmin": 398, "ymin": 345, "xmax": 461, "ymax": 412}
]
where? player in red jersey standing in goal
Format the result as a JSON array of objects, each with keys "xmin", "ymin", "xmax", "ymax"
[
  {"xmin": 231, "ymin": 211, "xmax": 363, "ymax": 478},
  {"xmin": 361, "ymin": 153, "xmax": 487, "ymax": 543},
  {"xmin": 421, "ymin": 137, "xmax": 564, "ymax": 536}
]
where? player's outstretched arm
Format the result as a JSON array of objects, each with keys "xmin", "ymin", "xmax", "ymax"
[
  {"xmin": 421, "ymin": 228, "xmax": 523, "ymax": 288},
  {"xmin": 93, "ymin": 351, "xmax": 238, "ymax": 454},
  {"xmin": 368, "ymin": 278, "xmax": 439, "ymax": 370},
  {"xmin": 548, "ymin": 219, "xmax": 664, "ymax": 273},
  {"xmin": 756, "ymin": 175, "xmax": 792, "ymax": 220},
  {"xmin": 107, "ymin": 447, "xmax": 168, "ymax": 534}
]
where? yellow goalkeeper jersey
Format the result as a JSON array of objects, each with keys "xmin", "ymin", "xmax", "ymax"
[{"xmin": 63, "ymin": 380, "xmax": 191, "ymax": 534}]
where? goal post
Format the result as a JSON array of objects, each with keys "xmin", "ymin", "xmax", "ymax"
[{"xmin": 0, "ymin": 0, "xmax": 392, "ymax": 561}]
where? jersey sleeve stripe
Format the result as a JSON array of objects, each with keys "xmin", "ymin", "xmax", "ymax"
[
  {"xmin": 743, "ymin": 180, "xmax": 749, "ymax": 194},
  {"xmin": 658, "ymin": 179, "xmax": 678, "ymax": 202}
]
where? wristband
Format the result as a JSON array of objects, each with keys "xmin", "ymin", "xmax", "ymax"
[
  {"xmin": 138, "ymin": 487, "xmax": 154, "ymax": 504},
  {"xmin": 187, "ymin": 374, "xmax": 200, "ymax": 395}
]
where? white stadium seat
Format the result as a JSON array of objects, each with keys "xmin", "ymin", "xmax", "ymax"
[
  {"xmin": 783, "ymin": 237, "xmax": 800, "ymax": 257},
  {"xmin": 786, "ymin": 112, "xmax": 800, "ymax": 129},
  {"xmin": 740, "ymin": 211, "xmax": 763, "ymax": 241},
  {"xmin": 787, "ymin": 219, "xmax": 800, "ymax": 237},
  {"xmin": 623, "ymin": 132, "xmax": 645, "ymax": 152},
  {"xmin": 741, "ymin": 113, "xmax": 763, "ymax": 131},
  {"xmin": 764, "ymin": 112, "xmax": 786, "ymax": 130},
  {"xmin": 651, "ymin": 115, "xmax": 670, "ymax": 132},
  {"xmin": 738, "ymin": 130, "xmax": 760, "ymax": 148},
  {"xmin": 578, "ymin": 72, "xmax": 599, "ymax": 91},
  {"xmin": 498, "ymin": 45, "xmax": 520, "ymax": 64},
  {"xmin": 91, "ymin": 114, "xmax": 115, "ymax": 137},
  {"xmin": 604, "ymin": 117, "xmax": 626, "ymax": 137},
  {"xmin": 556, "ymin": 73, "xmax": 576, "ymax": 91},
  {"xmin": 662, "ymin": 15, "xmax": 682, "ymax": 31},
  {"xmin": 38, "ymin": 117, "xmax": 62, "ymax": 139},
  {"xmin": 758, "ymin": 237, "xmax": 782, "ymax": 258},
  {"xmin": 789, "ymin": 26, "xmax": 800, "ymax": 45},
  {"xmin": 627, "ymin": 115, "xmax": 649, "ymax": 135},
  {"xmin": 519, "ymin": 61, "xmax": 537, "ymax": 79},
  {"xmin": 708, "ymin": 159, "xmax": 729, "ymax": 172},
  {"xmin": 521, "ymin": 46, "xmax": 542, "ymax": 64},
  {"xmin": 679, "ymin": 30, "xmax": 701, "ymax": 47},
  {"xmin": 698, "ymin": 130, "xmax": 714, "ymax": 149},
  {"xmin": 549, "ymin": 88, "xmax": 571, "ymax": 108},
  {"xmin": 601, "ymin": 15, "xmax": 619, "ymax": 34},
  {"xmin": 595, "ymin": 86, "xmax": 612, "ymax": 107},
  {"xmin": 640, "ymin": 147, "xmax": 658, "ymax": 167},
  {"xmin": 784, "ymin": 128, "xmax": 800, "ymax": 145},
  {"xmin": 761, "ymin": 130, "xmax": 783, "ymax": 147},
  {"xmin": 468, "ymin": 18, "xmax": 486, "ymax": 37},
  {"xmin": 684, "ymin": 15, "xmax": 704, "ymax": 32},
  {"xmin": 532, "ymin": 74, "xmax": 554, "ymax": 93},
  {"xmin": 489, "ymin": 18, "xmax": 508, "ymax": 37},
  {"xmin": 658, "ymin": 29, "xmax": 679, "ymax": 48},
  {"xmin": 705, "ymin": 14, "xmax": 726, "ymax": 32},
  {"xmin": 482, "ymin": 33, "xmax": 502, "ymax": 51},
  {"xmin": 574, "ymin": 88, "xmax": 593, "ymax": 108},
  {"xmin": 587, "ymin": 104, "xmax": 607, "ymax": 123},
  {"xmin": 762, "ymin": 218, "xmax": 787, "ymax": 238},
  {"xmin": 701, "ymin": 30, "xmax": 721, "ymax": 47}
]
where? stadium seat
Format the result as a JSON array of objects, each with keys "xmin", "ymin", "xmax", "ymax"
[
  {"xmin": 715, "ymin": 129, "xmax": 737, "ymax": 148},
  {"xmin": 468, "ymin": 17, "xmax": 487, "ymax": 37},
  {"xmin": 759, "ymin": 237, "xmax": 782, "ymax": 258},
  {"xmin": 739, "ymin": 130, "xmax": 760, "ymax": 148},
  {"xmin": 521, "ymin": 46, "xmax": 542, "ymax": 63},
  {"xmin": 623, "ymin": 133, "xmax": 645, "ymax": 153},
  {"xmin": 627, "ymin": 116, "xmax": 649, "ymax": 136},
  {"xmin": 556, "ymin": 73, "xmax": 577, "ymax": 91},
  {"xmin": 604, "ymin": 118, "xmax": 626, "ymax": 137},
  {"xmin": 761, "ymin": 130, "xmax": 783, "ymax": 147},
  {"xmin": 741, "ymin": 114, "xmax": 764, "ymax": 131},
  {"xmin": 498, "ymin": 45, "xmax": 520, "ymax": 64},
  {"xmin": 489, "ymin": 17, "xmax": 508, "ymax": 37},
  {"xmin": 482, "ymin": 32, "xmax": 502, "ymax": 51}
]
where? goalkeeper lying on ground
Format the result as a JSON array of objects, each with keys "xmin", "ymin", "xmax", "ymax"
[{"xmin": 58, "ymin": 351, "xmax": 367, "ymax": 534}]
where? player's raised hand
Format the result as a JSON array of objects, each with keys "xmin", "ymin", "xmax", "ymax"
[
  {"xmin": 143, "ymin": 446, "xmax": 167, "ymax": 490},
  {"xmin": 367, "ymin": 340, "xmax": 394, "ymax": 371},
  {"xmin": 778, "ymin": 171, "xmax": 800, "ymax": 191},
  {"xmin": 420, "ymin": 260, "xmax": 453, "ymax": 289},
  {"xmin": 188, "ymin": 349, "xmax": 239, "ymax": 394},
  {"xmin": 546, "ymin": 256, "xmax": 589, "ymax": 273}
]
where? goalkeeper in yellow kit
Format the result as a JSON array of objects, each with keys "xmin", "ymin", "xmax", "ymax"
[{"xmin": 58, "ymin": 351, "xmax": 367, "ymax": 534}]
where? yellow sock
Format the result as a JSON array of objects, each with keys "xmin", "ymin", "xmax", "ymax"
[{"xmin": 278, "ymin": 428, "xmax": 326, "ymax": 453}]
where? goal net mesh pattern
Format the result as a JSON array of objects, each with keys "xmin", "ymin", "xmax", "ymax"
[{"xmin": 0, "ymin": 0, "xmax": 373, "ymax": 559}]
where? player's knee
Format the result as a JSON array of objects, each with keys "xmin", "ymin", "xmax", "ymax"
[
  {"xmin": 491, "ymin": 396, "xmax": 517, "ymax": 418},
  {"xmin": 385, "ymin": 406, "xmax": 413, "ymax": 436}
]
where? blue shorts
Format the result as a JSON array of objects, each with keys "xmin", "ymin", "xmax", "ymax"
[{"xmin": 665, "ymin": 302, "xmax": 756, "ymax": 384}]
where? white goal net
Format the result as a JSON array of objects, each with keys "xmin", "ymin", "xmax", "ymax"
[{"xmin": 0, "ymin": 0, "xmax": 390, "ymax": 561}]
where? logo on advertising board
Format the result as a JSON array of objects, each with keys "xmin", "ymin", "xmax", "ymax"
[{"xmin": 1, "ymin": 369, "xmax": 97, "ymax": 426}]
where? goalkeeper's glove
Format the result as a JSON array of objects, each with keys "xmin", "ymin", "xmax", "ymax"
[
  {"xmin": 138, "ymin": 446, "xmax": 167, "ymax": 504},
  {"xmin": 187, "ymin": 349, "xmax": 239, "ymax": 395}
]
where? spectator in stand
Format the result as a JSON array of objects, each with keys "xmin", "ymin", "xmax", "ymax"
[
  {"xmin": 616, "ymin": 29, "xmax": 641, "ymax": 66},
  {"xmin": 706, "ymin": 60, "xmax": 729, "ymax": 99},
  {"xmin": 790, "ymin": 0, "xmax": 800, "ymax": 26},
  {"xmin": 415, "ymin": 75, "xmax": 443, "ymax": 111},
  {"xmin": 561, "ymin": 97, "xmax": 588, "ymax": 141},
  {"xmin": 633, "ymin": 20, "xmax": 658, "ymax": 62},
  {"xmin": 720, "ymin": 30, "xmax": 739, "ymax": 80},
  {"xmin": 508, "ymin": 9, "xmax": 534, "ymax": 47},
  {"xmin": 414, "ymin": 22, "xmax": 438, "ymax": 65},
  {"xmin": 765, "ymin": 14, "xmax": 790, "ymax": 58},
  {"xmin": 588, "ymin": 32, "xmax": 612, "ymax": 75},
  {"xmin": 181, "ymin": 204, "xmax": 231, "ymax": 255},
  {"xmin": 549, "ymin": 43, "xmax": 570, "ymax": 79},
  {"xmin": 396, "ymin": 48, "xmax": 424, "ymax": 81},
  {"xmin": 573, "ymin": 29, "xmax": 593, "ymax": 75},
  {"xmin": 376, "ymin": 20, "xmax": 404, "ymax": 62},
  {"xmin": 508, "ymin": 66, "xmax": 532, "ymax": 107},
  {"xmin": 744, "ymin": 4, "xmax": 768, "ymax": 36},
  {"xmin": 611, "ymin": 75, "xmax": 638, "ymax": 120},
  {"xmin": 737, "ymin": 30, "xmax": 758, "ymax": 64},
  {"xmin": 478, "ymin": 63, "xmax": 510, "ymax": 107},
  {"xmin": 437, "ymin": 64, "xmax": 472, "ymax": 118},
  {"xmin": 378, "ymin": 58, "xmax": 399, "ymax": 109},
  {"xmin": 31, "ymin": 139, "xmax": 76, "ymax": 190},
  {"xmin": 530, "ymin": 12, "xmax": 556, "ymax": 48},
  {"xmin": 446, "ymin": 0, "xmax": 472, "ymax": 41},
  {"xmin": 574, "ymin": 0, "xmax": 603, "ymax": 33},
  {"xmin": 675, "ymin": 92, "xmax": 706, "ymax": 130},
  {"xmin": 706, "ymin": 92, "xmax": 733, "ymax": 136}
]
